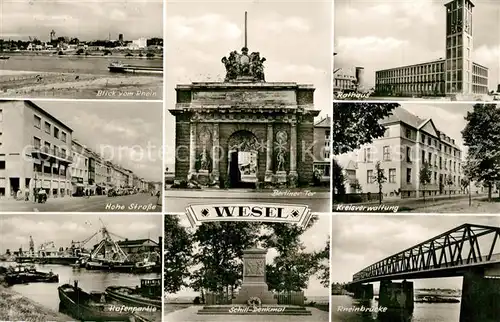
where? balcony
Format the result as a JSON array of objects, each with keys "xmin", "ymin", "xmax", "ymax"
[{"xmin": 31, "ymin": 145, "xmax": 73, "ymax": 164}]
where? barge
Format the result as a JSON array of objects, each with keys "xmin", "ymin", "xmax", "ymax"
[
  {"xmin": 108, "ymin": 62, "xmax": 163, "ymax": 75},
  {"xmin": 106, "ymin": 278, "xmax": 161, "ymax": 309}
]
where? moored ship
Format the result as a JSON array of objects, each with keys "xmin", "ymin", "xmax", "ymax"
[{"xmin": 108, "ymin": 61, "xmax": 163, "ymax": 75}]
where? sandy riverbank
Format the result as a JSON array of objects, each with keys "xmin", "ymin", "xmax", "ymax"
[
  {"xmin": 0, "ymin": 283, "xmax": 70, "ymax": 321},
  {"xmin": 0, "ymin": 72, "xmax": 162, "ymax": 99}
]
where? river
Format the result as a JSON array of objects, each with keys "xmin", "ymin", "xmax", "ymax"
[
  {"xmin": 0, "ymin": 262, "xmax": 160, "ymax": 313},
  {"xmin": 331, "ymin": 295, "xmax": 460, "ymax": 322},
  {"xmin": 0, "ymin": 54, "xmax": 163, "ymax": 75}
]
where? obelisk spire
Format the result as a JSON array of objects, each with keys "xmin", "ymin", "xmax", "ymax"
[{"xmin": 244, "ymin": 11, "xmax": 247, "ymax": 48}]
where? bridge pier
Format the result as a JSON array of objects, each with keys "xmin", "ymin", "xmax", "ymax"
[
  {"xmin": 352, "ymin": 283, "xmax": 373, "ymax": 299},
  {"xmin": 379, "ymin": 280, "xmax": 414, "ymax": 310},
  {"xmin": 460, "ymin": 271, "xmax": 500, "ymax": 322}
]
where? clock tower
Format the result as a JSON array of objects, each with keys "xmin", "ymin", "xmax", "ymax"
[{"xmin": 444, "ymin": 0, "xmax": 474, "ymax": 95}]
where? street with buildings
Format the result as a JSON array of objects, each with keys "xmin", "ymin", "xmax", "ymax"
[{"xmin": 0, "ymin": 100, "xmax": 162, "ymax": 212}]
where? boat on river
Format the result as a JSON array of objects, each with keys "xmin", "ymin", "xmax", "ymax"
[
  {"xmin": 415, "ymin": 295, "xmax": 460, "ymax": 303},
  {"xmin": 4, "ymin": 264, "xmax": 59, "ymax": 285},
  {"xmin": 58, "ymin": 282, "xmax": 142, "ymax": 321},
  {"xmin": 108, "ymin": 61, "xmax": 163, "ymax": 75},
  {"xmin": 106, "ymin": 278, "xmax": 161, "ymax": 309}
]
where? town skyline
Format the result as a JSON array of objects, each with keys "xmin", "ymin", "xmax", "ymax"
[{"xmin": 0, "ymin": 0, "xmax": 162, "ymax": 41}]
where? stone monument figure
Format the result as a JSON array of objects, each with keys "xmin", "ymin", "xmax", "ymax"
[
  {"xmin": 221, "ymin": 12, "xmax": 266, "ymax": 82},
  {"xmin": 276, "ymin": 149, "xmax": 286, "ymax": 172},
  {"xmin": 250, "ymin": 52, "xmax": 266, "ymax": 81},
  {"xmin": 200, "ymin": 149, "xmax": 209, "ymax": 171}
]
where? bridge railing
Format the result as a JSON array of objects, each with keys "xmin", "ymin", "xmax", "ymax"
[
  {"xmin": 353, "ymin": 253, "xmax": 500, "ymax": 282},
  {"xmin": 352, "ymin": 224, "xmax": 500, "ymax": 282}
]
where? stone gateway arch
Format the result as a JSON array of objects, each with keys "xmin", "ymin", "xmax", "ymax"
[{"xmin": 170, "ymin": 47, "xmax": 319, "ymax": 189}]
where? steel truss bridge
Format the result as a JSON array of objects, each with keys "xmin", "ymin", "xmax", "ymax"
[{"xmin": 351, "ymin": 223, "xmax": 500, "ymax": 284}]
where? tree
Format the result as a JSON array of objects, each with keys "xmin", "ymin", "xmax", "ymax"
[
  {"xmin": 373, "ymin": 161, "xmax": 386, "ymax": 205},
  {"xmin": 350, "ymin": 179, "xmax": 362, "ymax": 193},
  {"xmin": 315, "ymin": 239, "xmax": 330, "ymax": 288},
  {"xmin": 333, "ymin": 102, "xmax": 398, "ymax": 155},
  {"xmin": 262, "ymin": 217, "xmax": 324, "ymax": 293},
  {"xmin": 332, "ymin": 159, "xmax": 346, "ymax": 201},
  {"xmin": 419, "ymin": 162, "xmax": 432, "ymax": 203},
  {"xmin": 462, "ymin": 103, "xmax": 500, "ymax": 202},
  {"xmin": 164, "ymin": 215, "xmax": 193, "ymax": 294},
  {"xmin": 191, "ymin": 222, "xmax": 259, "ymax": 302}
]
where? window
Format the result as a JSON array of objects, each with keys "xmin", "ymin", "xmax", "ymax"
[
  {"xmin": 421, "ymin": 151, "xmax": 425, "ymax": 164},
  {"xmin": 61, "ymin": 132, "xmax": 67, "ymax": 143},
  {"xmin": 367, "ymin": 170, "xmax": 373, "ymax": 184},
  {"xmin": 428, "ymin": 152, "xmax": 432, "ymax": 165},
  {"xmin": 421, "ymin": 134, "xmax": 425, "ymax": 143},
  {"xmin": 383, "ymin": 146, "xmax": 390, "ymax": 161},
  {"xmin": 61, "ymin": 148, "xmax": 67, "ymax": 158},
  {"xmin": 0, "ymin": 109, "xmax": 3, "ymax": 122},
  {"xmin": 364, "ymin": 148, "xmax": 372, "ymax": 162},
  {"xmin": 440, "ymin": 157, "xmax": 442, "ymax": 169},
  {"xmin": 406, "ymin": 168, "xmax": 412, "ymax": 183},
  {"xmin": 427, "ymin": 137, "xmax": 431, "ymax": 145},
  {"xmin": 406, "ymin": 129, "xmax": 412, "ymax": 139},
  {"xmin": 44, "ymin": 121, "xmax": 51, "ymax": 134},
  {"xmin": 434, "ymin": 172, "xmax": 437, "ymax": 182},
  {"xmin": 406, "ymin": 147, "xmax": 411, "ymax": 162},
  {"xmin": 33, "ymin": 137, "xmax": 41, "ymax": 148},
  {"xmin": 54, "ymin": 127, "xmax": 60, "ymax": 139},
  {"xmin": 434, "ymin": 154, "xmax": 438, "ymax": 167},
  {"xmin": 34, "ymin": 115, "xmax": 41, "ymax": 128},
  {"xmin": 389, "ymin": 169, "xmax": 396, "ymax": 183}
]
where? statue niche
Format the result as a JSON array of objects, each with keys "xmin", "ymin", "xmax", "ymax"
[
  {"xmin": 221, "ymin": 47, "xmax": 266, "ymax": 82},
  {"xmin": 275, "ymin": 130, "xmax": 288, "ymax": 173}
]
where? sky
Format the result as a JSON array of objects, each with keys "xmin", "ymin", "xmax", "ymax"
[
  {"xmin": 37, "ymin": 100, "xmax": 163, "ymax": 182},
  {"xmin": 335, "ymin": 0, "xmax": 500, "ymax": 90},
  {"xmin": 165, "ymin": 0, "xmax": 332, "ymax": 169},
  {"xmin": 336, "ymin": 102, "xmax": 479, "ymax": 166},
  {"xmin": 169, "ymin": 214, "xmax": 331, "ymax": 298},
  {"xmin": 0, "ymin": 214, "xmax": 163, "ymax": 254},
  {"xmin": 0, "ymin": 0, "xmax": 162, "ymax": 41},
  {"xmin": 331, "ymin": 215, "xmax": 500, "ymax": 290}
]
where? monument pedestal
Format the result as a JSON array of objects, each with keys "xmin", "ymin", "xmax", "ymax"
[
  {"xmin": 274, "ymin": 171, "xmax": 287, "ymax": 184},
  {"xmin": 287, "ymin": 171, "xmax": 298, "ymax": 188},
  {"xmin": 232, "ymin": 248, "xmax": 277, "ymax": 305},
  {"xmin": 196, "ymin": 171, "xmax": 210, "ymax": 186}
]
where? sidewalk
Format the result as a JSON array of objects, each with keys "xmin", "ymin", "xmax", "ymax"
[
  {"xmin": 164, "ymin": 306, "xmax": 328, "ymax": 322},
  {"xmin": 0, "ymin": 194, "xmax": 108, "ymax": 204},
  {"xmin": 165, "ymin": 189, "xmax": 330, "ymax": 199}
]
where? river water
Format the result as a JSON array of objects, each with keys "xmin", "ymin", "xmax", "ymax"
[
  {"xmin": 0, "ymin": 55, "xmax": 163, "ymax": 75},
  {"xmin": 0, "ymin": 262, "xmax": 160, "ymax": 312},
  {"xmin": 332, "ymin": 295, "xmax": 460, "ymax": 322}
]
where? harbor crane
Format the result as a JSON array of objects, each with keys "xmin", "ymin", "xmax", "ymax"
[
  {"xmin": 88, "ymin": 219, "xmax": 129, "ymax": 263},
  {"xmin": 39, "ymin": 241, "xmax": 55, "ymax": 251}
]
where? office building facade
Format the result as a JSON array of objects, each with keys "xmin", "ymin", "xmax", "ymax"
[
  {"xmin": 0, "ymin": 100, "xmax": 73, "ymax": 199},
  {"xmin": 375, "ymin": 0, "xmax": 489, "ymax": 97},
  {"xmin": 355, "ymin": 107, "xmax": 463, "ymax": 198}
]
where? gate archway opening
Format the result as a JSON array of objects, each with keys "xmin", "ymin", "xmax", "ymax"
[{"xmin": 227, "ymin": 130, "xmax": 259, "ymax": 188}]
